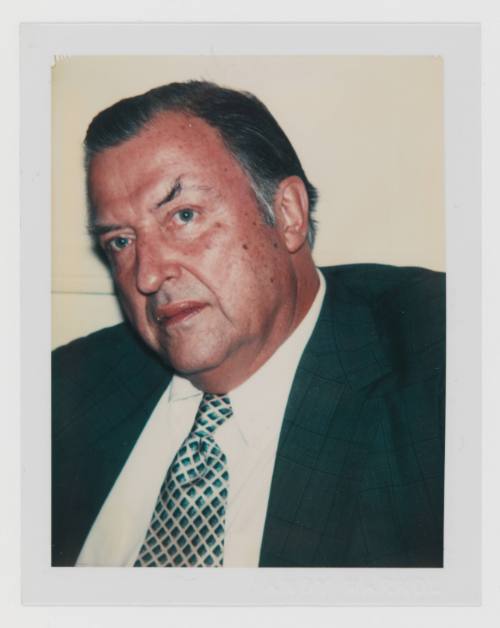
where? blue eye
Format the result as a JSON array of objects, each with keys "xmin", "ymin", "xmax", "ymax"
[
  {"xmin": 108, "ymin": 236, "xmax": 131, "ymax": 252},
  {"xmin": 176, "ymin": 209, "xmax": 195, "ymax": 223}
]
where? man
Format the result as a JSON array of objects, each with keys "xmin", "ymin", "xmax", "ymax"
[{"xmin": 52, "ymin": 81, "xmax": 445, "ymax": 568}]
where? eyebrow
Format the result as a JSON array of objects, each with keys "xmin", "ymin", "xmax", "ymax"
[
  {"xmin": 156, "ymin": 177, "xmax": 182, "ymax": 208},
  {"xmin": 88, "ymin": 177, "xmax": 212, "ymax": 237},
  {"xmin": 87, "ymin": 178, "xmax": 183, "ymax": 237},
  {"xmin": 87, "ymin": 223, "xmax": 124, "ymax": 237}
]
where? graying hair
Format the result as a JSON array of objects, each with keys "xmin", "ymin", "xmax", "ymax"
[{"xmin": 85, "ymin": 80, "xmax": 318, "ymax": 247}]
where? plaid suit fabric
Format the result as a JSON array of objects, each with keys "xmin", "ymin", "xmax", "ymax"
[
  {"xmin": 259, "ymin": 266, "xmax": 445, "ymax": 566},
  {"xmin": 52, "ymin": 264, "xmax": 445, "ymax": 567}
]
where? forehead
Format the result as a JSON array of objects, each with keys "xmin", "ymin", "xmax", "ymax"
[{"xmin": 88, "ymin": 111, "xmax": 245, "ymax": 194}]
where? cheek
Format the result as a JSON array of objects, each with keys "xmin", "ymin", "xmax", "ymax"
[
  {"xmin": 218, "ymin": 240, "xmax": 285, "ymax": 312},
  {"xmin": 234, "ymin": 230, "xmax": 285, "ymax": 284},
  {"xmin": 113, "ymin": 269, "xmax": 133, "ymax": 301}
]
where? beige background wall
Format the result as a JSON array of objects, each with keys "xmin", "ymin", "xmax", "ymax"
[{"xmin": 52, "ymin": 55, "xmax": 444, "ymax": 349}]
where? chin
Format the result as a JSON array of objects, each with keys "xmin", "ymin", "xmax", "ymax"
[{"xmin": 161, "ymin": 347, "xmax": 224, "ymax": 378}]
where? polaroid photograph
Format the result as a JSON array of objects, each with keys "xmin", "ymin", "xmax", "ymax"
[{"xmin": 20, "ymin": 22, "xmax": 481, "ymax": 605}]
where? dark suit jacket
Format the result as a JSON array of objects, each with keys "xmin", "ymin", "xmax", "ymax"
[{"xmin": 52, "ymin": 264, "xmax": 446, "ymax": 567}]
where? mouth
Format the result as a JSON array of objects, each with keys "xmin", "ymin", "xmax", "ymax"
[{"xmin": 153, "ymin": 301, "xmax": 207, "ymax": 328}]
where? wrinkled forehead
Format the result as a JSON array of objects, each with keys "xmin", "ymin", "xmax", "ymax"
[
  {"xmin": 89, "ymin": 111, "xmax": 235, "ymax": 172},
  {"xmin": 86, "ymin": 111, "xmax": 255, "ymax": 217}
]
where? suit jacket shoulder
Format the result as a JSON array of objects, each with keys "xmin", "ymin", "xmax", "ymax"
[
  {"xmin": 52, "ymin": 323, "xmax": 169, "ymax": 437},
  {"xmin": 323, "ymin": 264, "xmax": 445, "ymax": 382}
]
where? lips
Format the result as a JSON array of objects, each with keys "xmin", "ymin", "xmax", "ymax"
[{"xmin": 153, "ymin": 301, "xmax": 207, "ymax": 327}]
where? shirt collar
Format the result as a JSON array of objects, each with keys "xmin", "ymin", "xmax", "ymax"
[{"xmin": 169, "ymin": 373, "xmax": 201, "ymax": 402}]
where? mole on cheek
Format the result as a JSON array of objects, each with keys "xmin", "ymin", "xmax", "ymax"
[
  {"xmin": 242, "ymin": 243, "xmax": 249, "ymax": 250},
  {"xmin": 270, "ymin": 276, "xmax": 274, "ymax": 283}
]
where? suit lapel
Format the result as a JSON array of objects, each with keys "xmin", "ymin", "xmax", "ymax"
[
  {"xmin": 259, "ymin": 270, "xmax": 393, "ymax": 566},
  {"xmin": 78, "ymin": 337, "xmax": 172, "ymax": 515}
]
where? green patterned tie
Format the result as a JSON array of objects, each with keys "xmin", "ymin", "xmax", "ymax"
[{"xmin": 134, "ymin": 393, "xmax": 233, "ymax": 567}]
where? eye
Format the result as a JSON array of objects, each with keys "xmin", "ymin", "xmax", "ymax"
[
  {"xmin": 174, "ymin": 208, "xmax": 196, "ymax": 224},
  {"xmin": 107, "ymin": 236, "xmax": 132, "ymax": 252}
]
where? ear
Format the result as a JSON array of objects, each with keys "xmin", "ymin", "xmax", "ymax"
[{"xmin": 274, "ymin": 176, "xmax": 310, "ymax": 253}]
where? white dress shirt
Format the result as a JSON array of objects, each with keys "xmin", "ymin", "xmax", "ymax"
[{"xmin": 77, "ymin": 271, "xmax": 325, "ymax": 567}]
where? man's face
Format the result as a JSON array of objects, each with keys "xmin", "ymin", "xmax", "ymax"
[{"xmin": 89, "ymin": 112, "xmax": 301, "ymax": 390}]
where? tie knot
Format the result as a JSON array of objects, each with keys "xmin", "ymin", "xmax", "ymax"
[{"xmin": 193, "ymin": 393, "xmax": 233, "ymax": 436}]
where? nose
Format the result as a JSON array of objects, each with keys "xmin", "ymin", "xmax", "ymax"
[{"xmin": 135, "ymin": 231, "xmax": 181, "ymax": 294}]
